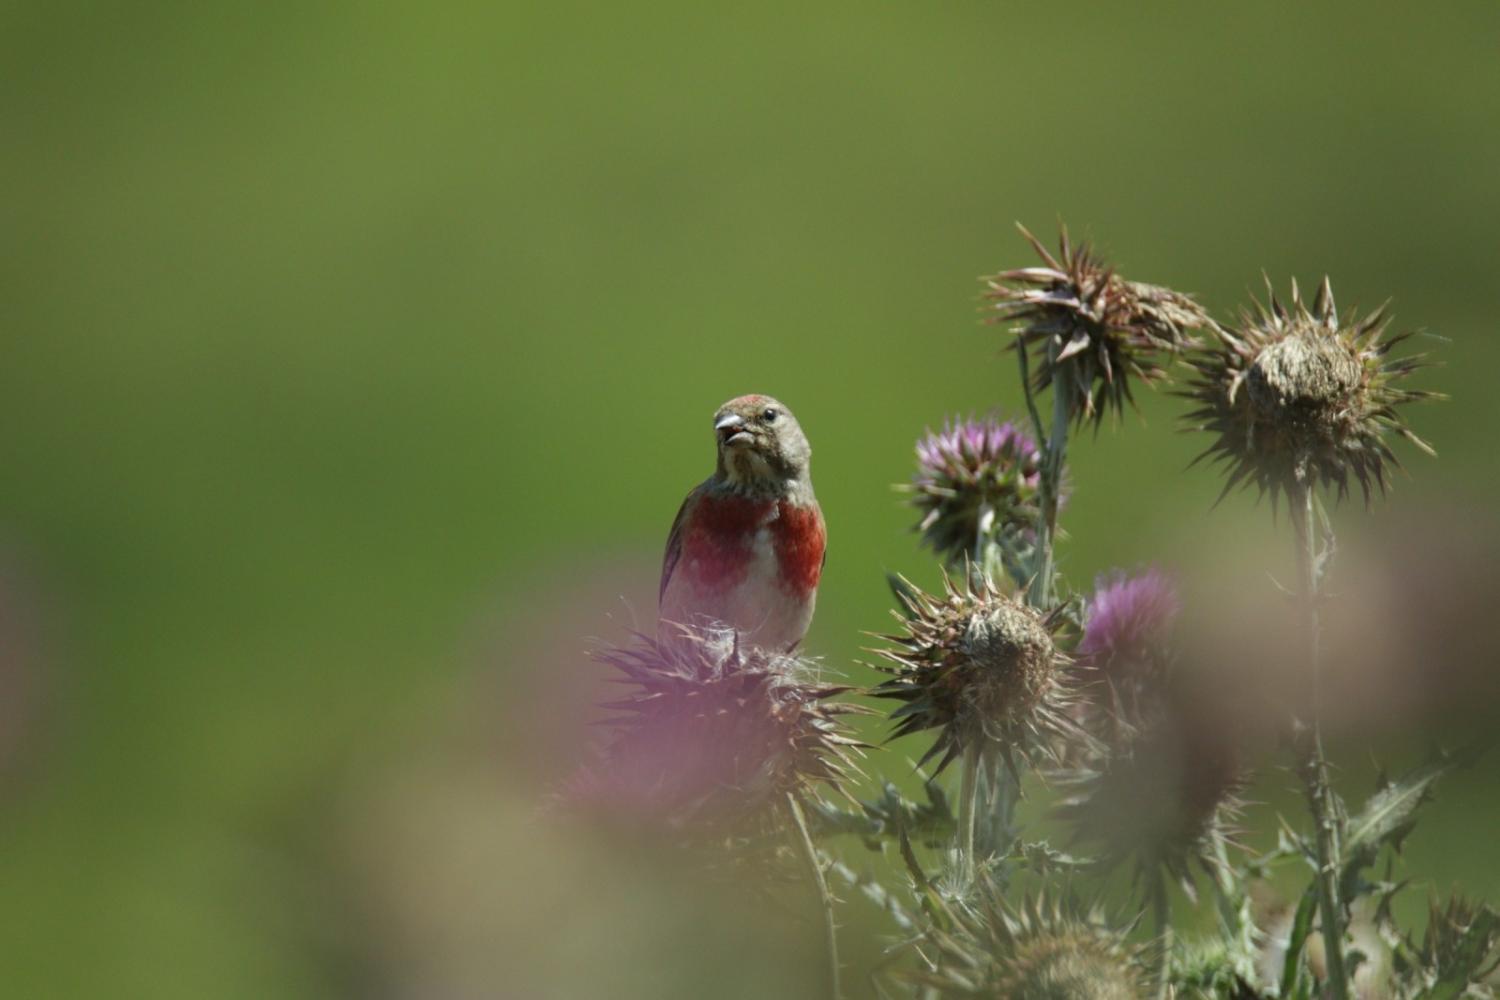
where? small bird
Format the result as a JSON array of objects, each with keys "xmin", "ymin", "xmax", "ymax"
[{"xmin": 659, "ymin": 395, "xmax": 826, "ymax": 651}]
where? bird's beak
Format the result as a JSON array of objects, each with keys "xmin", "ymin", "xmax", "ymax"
[{"xmin": 715, "ymin": 413, "xmax": 752, "ymax": 446}]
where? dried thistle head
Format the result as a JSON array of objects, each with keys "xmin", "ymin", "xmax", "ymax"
[
  {"xmin": 569, "ymin": 624, "xmax": 868, "ymax": 837},
  {"xmin": 1055, "ymin": 693, "xmax": 1245, "ymax": 897},
  {"xmin": 901, "ymin": 415, "xmax": 1046, "ymax": 567},
  {"xmin": 1182, "ymin": 276, "xmax": 1438, "ymax": 507},
  {"xmin": 901, "ymin": 887, "xmax": 1149, "ymax": 999},
  {"xmin": 984, "ymin": 223, "xmax": 1214, "ymax": 428},
  {"xmin": 872, "ymin": 573, "xmax": 1080, "ymax": 780}
]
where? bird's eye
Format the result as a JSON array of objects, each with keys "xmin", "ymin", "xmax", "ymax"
[{"xmin": 762, "ymin": 407, "xmax": 779, "ymax": 422}]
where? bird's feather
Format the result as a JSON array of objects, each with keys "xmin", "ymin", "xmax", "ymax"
[{"xmin": 660, "ymin": 479, "xmax": 708, "ymax": 602}]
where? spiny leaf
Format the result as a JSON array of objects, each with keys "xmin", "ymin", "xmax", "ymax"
[
  {"xmin": 1279, "ymin": 886, "xmax": 1318, "ymax": 1000},
  {"xmin": 1344, "ymin": 746, "xmax": 1483, "ymax": 872}
]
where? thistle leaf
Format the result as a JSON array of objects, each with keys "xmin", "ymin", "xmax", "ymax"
[
  {"xmin": 1343, "ymin": 746, "xmax": 1483, "ymax": 891},
  {"xmin": 1279, "ymin": 886, "xmax": 1318, "ymax": 1000}
]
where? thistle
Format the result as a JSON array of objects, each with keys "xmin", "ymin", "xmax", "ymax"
[
  {"xmin": 984, "ymin": 223, "xmax": 1213, "ymax": 428},
  {"xmin": 1182, "ymin": 276, "xmax": 1437, "ymax": 507},
  {"xmin": 1182, "ymin": 276, "xmax": 1440, "ymax": 1000},
  {"xmin": 575, "ymin": 624, "xmax": 868, "ymax": 836},
  {"xmin": 1389, "ymin": 894, "xmax": 1500, "ymax": 1000},
  {"xmin": 872, "ymin": 573, "xmax": 1079, "ymax": 781},
  {"xmin": 901, "ymin": 415, "xmax": 1047, "ymax": 572},
  {"xmin": 900, "ymin": 886, "xmax": 1149, "ymax": 1000},
  {"xmin": 1065, "ymin": 567, "xmax": 1250, "ymax": 988}
]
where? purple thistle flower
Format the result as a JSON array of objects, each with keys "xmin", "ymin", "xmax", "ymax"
[
  {"xmin": 1078, "ymin": 568, "xmax": 1181, "ymax": 671},
  {"xmin": 913, "ymin": 417, "xmax": 1041, "ymax": 486},
  {"xmin": 901, "ymin": 415, "xmax": 1048, "ymax": 567}
]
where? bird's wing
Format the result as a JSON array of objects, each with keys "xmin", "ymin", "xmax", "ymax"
[{"xmin": 660, "ymin": 481, "xmax": 708, "ymax": 602}]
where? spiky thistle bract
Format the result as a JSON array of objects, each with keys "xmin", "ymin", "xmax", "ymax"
[
  {"xmin": 1388, "ymin": 893, "xmax": 1500, "ymax": 1000},
  {"xmin": 984, "ymin": 223, "xmax": 1213, "ymax": 428},
  {"xmin": 1182, "ymin": 276, "xmax": 1438, "ymax": 508}
]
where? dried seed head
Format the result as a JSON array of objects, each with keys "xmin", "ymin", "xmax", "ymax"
[
  {"xmin": 872, "ymin": 574, "xmax": 1081, "ymax": 780},
  {"xmin": 567, "ymin": 624, "xmax": 869, "ymax": 838},
  {"xmin": 962, "ymin": 598, "xmax": 1056, "ymax": 722},
  {"xmin": 901, "ymin": 416, "xmax": 1046, "ymax": 567},
  {"xmin": 899, "ymin": 888, "xmax": 1148, "ymax": 999},
  {"xmin": 984, "ymin": 223, "xmax": 1214, "ymax": 428},
  {"xmin": 1183, "ymin": 276, "xmax": 1438, "ymax": 507}
]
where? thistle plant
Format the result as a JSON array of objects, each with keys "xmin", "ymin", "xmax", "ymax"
[
  {"xmin": 872, "ymin": 572, "xmax": 1082, "ymax": 880},
  {"xmin": 1183, "ymin": 277, "xmax": 1439, "ymax": 1000},
  {"xmin": 1062, "ymin": 568, "xmax": 1254, "ymax": 995},
  {"xmin": 578, "ymin": 623, "xmax": 869, "ymax": 997},
  {"xmin": 573, "ymin": 223, "xmax": 1468, "ymax": 1000},
  {"xmin": 984, "ymin": 223, "xmax": 1214, "ymax": 607}
]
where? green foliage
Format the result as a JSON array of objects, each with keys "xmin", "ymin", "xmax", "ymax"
[{"xmin": 1388, "ymin": 895, "xmax": 1500, "ymax": 1000}]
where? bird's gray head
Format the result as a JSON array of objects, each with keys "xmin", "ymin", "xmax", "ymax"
[{"xmin": 711, "ymin": 394, "xmax": 811, "ymax": 488}]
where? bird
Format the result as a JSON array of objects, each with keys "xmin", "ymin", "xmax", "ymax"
[{"xmin": 659, "ymin": 395, "xmax": 826, "ymax": 652}]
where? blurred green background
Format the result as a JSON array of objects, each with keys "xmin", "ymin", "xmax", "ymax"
[{"xmin": 2, "ymin": 1, "xmax": 1498, "ymax": 996}]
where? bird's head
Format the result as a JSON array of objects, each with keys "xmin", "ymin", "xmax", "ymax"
[{"xmin": 712, "ymin": 395, "xmax": 811, "ymax": 488}]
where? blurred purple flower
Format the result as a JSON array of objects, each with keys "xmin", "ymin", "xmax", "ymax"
[{"xmin": 1078, "ymin": 568, "xmax": 1180, "ymax": 669}]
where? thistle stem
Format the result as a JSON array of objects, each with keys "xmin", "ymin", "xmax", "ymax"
[
  {"xmin": 956, "ymin": 741, "xmax": 981, "ymax": 883},
  {"xmin": 973, "ymin": 501, "xmax": 996, "ymax": 589},
  {"xmin": 1152, "ymin": 870, "xmax": 1173, "ymax": 1000},
  {"xmin": 1291, "ymin": 481, "xmax": 1350, "ymax": 1000},
  {"xmin": 1017, "ymin": 342, "xmax": 1047, "ymax": 447},
  {"xmin": 787, "ymin": 792, "xmax": 842, "ymax": 1000},
  {"xmin": 1029, "ymin": 362, "xmax": 1072, "ymax": 609}
]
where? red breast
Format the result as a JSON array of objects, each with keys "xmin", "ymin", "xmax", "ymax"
[
  {"xmin": 680, "ymin": 495, "xmax": 824, "ymax": 598},
  {"xmin": 771, "ymin": 499, "xmax": 825, "ymax": 598}
]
